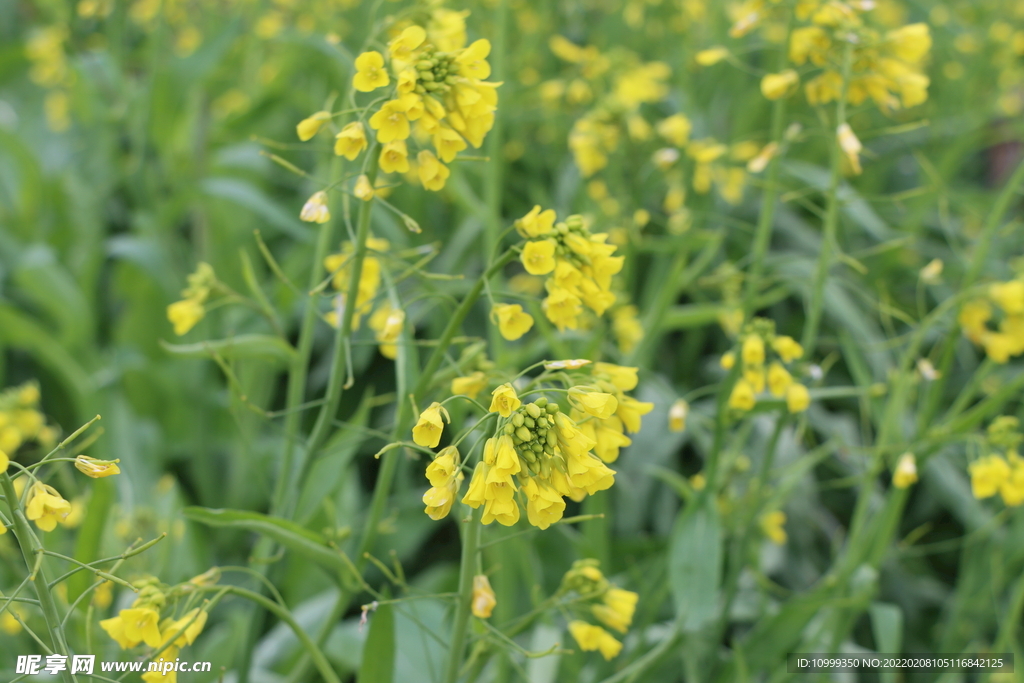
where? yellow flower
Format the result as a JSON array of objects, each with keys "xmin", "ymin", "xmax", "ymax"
[
  {"xmin": 379, "ymin": 140, "xmax": 410, "ymax": 174},
  {"xmin": 747, "ymin": 142, "xmax": 778, "ymax": 173},
  {"xmin": 887, "ymin": 23, "xmax": 931, "ymax": 64},
  {"xmin": 521, "ymin": 477, "xmax": 567, "ymax": 529},
  {"xmin": 353, "ymin": 51, "xmax": 389, "ymax": 92},
  {"xmin": 744, "ymin": 366, "xmax": 765, "ymax": 394},
  {"xmin": 516, "ymin": 205, "xmax": 557, "ymax": 238},
  {"xmin": 521, "ymin": 240, "xmax": 557, "ymax": 275},
  {"xmin": 142, "ymin": 648, "xmax": 179, "ymax": 683},
  {"xmin": 423, "ymin": 483, "xmax": 457, "ymax": 520},
  {"xmin": 959, "ymin": 299, "xmax": 992, "ymax": 344},
  {"xmin": 489, "ymin": 384, "xmax": 521, "ymax": 417},
  {"xmin": 991, "ymin": 280, "xmax": 1024, "ymax": 315},
  {"xmin": 25, "ymin": 482, "xmax": 72, "ymax": 532},
  {"xmin": 592, "ymin": 587, "xmax": 638, "ymax": 633},
  {"xmin": 760, "ymin": 70, "xmax": 799, "ymax": 99},
  {"xmin": 594, "ymin": 363, "xmax": 639, "ymax": 391},
  {"xmin": 695, "ymin": 46, "xmax": 729, "ymax": 66},
  {"xmin": 892, "ymin": 452, "xmax": 918, "ymax": 489},
  {"xmin": 388, "ymin": 25, "xmax": 426, "ymax": 64},
  {"xmin": 742, "ymin": 335, "xmax": 765, "ymax": 366},
  {"xmin": 771, "ymin": 335, "xmax": 804, "ymax": 362},
  {"xmin": 837, "ymin": 123, "xmax": 863, "ymax": 175},
  {"xmin": 101, "ymin": 607, "xmax": 164, "ymax": 649},
  {"xmin": 1000, "ymin": 455, "xmax": 1024, "ymax": 506},
  {"xmin": 656, "ymin": 114, "xmax": 691, "ymax": 147},
  {"xmin": 300, "ymin": 190, "xmax": 331, "ymax": 223},
  {"xmin": 167, "ymin": 299, "xmax": 204, "ymax": 336},
  {"xmin": 461, "ymin": 463, "xmax": 488, "ymax": 508},
  {"xmin": 413, "ymin": 402, "xmax": 450, "ymax": 448},
  {"xmin": 426, "ymin": 446, "xmax": 459, "ymax": 488},
  {"xmin": 970, "ymin": 455, "xmax": 1010, "ymax": 499},
  {"xmin": 456, "ymin": 39, "xmax": 492, "ymax": 79},
  {"xmin": 569, "ymin": 388, "xmax": 618, "ymax": 419},
  {"xmin": 353, "ymin": 174, "xmax": 375, "ymax": 201},
  {"xmin": 369, "ymin": 100, "xmax": 411, "ymax": 143},
  {"xmin": 786, "ymin": 383, "xmax": 811, "ymax": 413},
  {"xmin": 74, "ymin": 455, "xmax": 121, "ymax": 478},
  {"xmin": 668, "ymin": 399, "xmax": 688, "ymax": 432},
  {"xmin": 165, "ymin": 609, "xmax": 208, "ymax": 647},
  {"xmin": 760, "ymin": 510, "xmax": 787, "ymax": 544},
  {"xmin": 433, "ymin": 127, "xmax": 467, "ymax": 163},
  {"xmin": 1, "ymin": 608, "xmax": 21, "ymax": 633},
  {"xmin": 616, "ymin": 395, "xmax": 653, "ymax": 434},
  {"xmin": 334, "ymin": 122, "xmax": 368, "ymax": 159},
  {"xmin": 296, "ymin": 110, "xmax": 331, "ymax": 141},
  {"xmin": 451, "ymin": 372, "xmax": 487, "ymax": 399},
  {"xmin": 569, "ymin": 620, "xmax": 622, "ymax": 660},
  {"xmin": 492, "ymin": 304, "xmax": 534, "ymax": 341},
  {"xmin": 729, "ymin": 379, "xmax": 756, "ymax": 411},
  {"xmin": 767, "ymin": 362, "xmax": 792, "ymax": 397},
  {"xmin": 417, "ymin": 150, "xmax": 450, "ymax": 191},
  {"xmin": 472, "ymin": 574, "xmax": 497, "ymax": 618},
  {"xmin": 720, "ymin": 351, "xmax": 736, "ymax": 370}
]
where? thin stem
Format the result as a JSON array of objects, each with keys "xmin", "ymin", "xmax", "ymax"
[
  {"xmin": 443, "ymin": 507, "xmax": 483, "ymax": 683},
  {"xmin": 300, "ymin": 151, "xmax": 381, "ymax": 492},
  {"xmin": 801, "ymin": 39, "xmax": 854, "ymax": 357},
  {"xmin": 1, "ymin": 472, "xmax": 76, "ymax": 683}
]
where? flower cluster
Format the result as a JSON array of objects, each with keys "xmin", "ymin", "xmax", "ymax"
[
  {"xmin": 166, "ymin": 263, "xmax": 217, "ymax": 336},
  {"xmin": 959, "ymin": 278, "xmax": 1024, "ymax": 363},
  {"xmin": 99, "ymin": 576, "xmax": 211, "ymax": 683},
  {"xmin": 0, "ymin": 382, "xmax": 58, "ymax": 455},
  {"xmin": 414, "ymin": 361, "xmax": 652, "ymax": 528},
  {"xmin": 560, "ymin": 560, "xmax": 639, "ymax": 660},
  {"xmin": 786, "ymin": 8, "xmax": 932, "ymax": 112},
  {"xmin": 323, "ymin": 237, "xmax": 406, "ymax": 359},
  {"xmin": 295, "ymin": 15, "xmax": 499, "ymax": 196},
  {"xmin": 969, "ymin": 417, "xmax": 1024, "ymax": 506},
  {"xmin": 725, "ymin": 321, "xmax": 810, "ymax": 414},
  {"xmin": 514, "ymin": 208, "xmax": 625, "ymax": 332}
]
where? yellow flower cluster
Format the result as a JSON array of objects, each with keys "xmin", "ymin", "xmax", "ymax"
[
  {"xmin": 725, "ymin": 324, "xmax": 810, "ymax": 414},
  {"xmin": 415, "ymin": 363, "xmax": 652, "ymax": 528},
  {"xmin": 323, "ymin": 237, "xmax": 405, "ymax": 359},
  {"xmin": 339, "ymin": 20, "xmax": 499, "ymax": 192},
  {"xmin": 959, "ymin": 278, "xmax": 1024, "ymax": 363},
  {"xmin": 969, "ymin": 417, "xmax": 1024, "ymax": 506},
  {"xmin": 166, "ymin": 262, "xmax": 216, "ymax": 336},
  {"xmin": 25, "ymin": 26, "xmax": 72, "ymax": 131},
  {"xmin": 99, "ymin": 578, "xmax": 209, "ymax": 683},
  {"xmin": 513, "ymin": 208, "xmax": 624, "ymax": 332},
  {"xmin": 788, "ymin": 6, "xmax": 932, "ymax": 111},
  {"xmin": 560, "ymin": 560, "xmax": 639, "ymax": 660},
  {"xmin": 0, "ymin": 382, "xmax": 58, "ymax": 455},
  {"xmin": 759, "ymin": 510, "xmax": 787, "ymax": 545}
]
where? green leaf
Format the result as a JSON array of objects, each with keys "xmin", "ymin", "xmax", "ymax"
[
  {"xmin": 358, "ymin": 601, "xmax": 395, "ymax": 683},
  {"xmin": 201, "ymin": 177, "xmax": 310, "ymax": 241},
  {"xmin": 669, "ymin": 493, "xmax": 722, "ymax": 631},
  {"xmin": 161, "ymin": 334, "xmax": 296, "ymax": 365},
  {"xmin": 183, "ymin": 507, "xmax": 346, "ymax": 575}
]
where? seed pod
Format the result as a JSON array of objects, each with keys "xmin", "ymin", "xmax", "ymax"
[
  {"xmin": 515, "ymin": 426, "xmax": 533, "ymax": 442},
  {"xmin": 525, "ymin": 403, "xmax": 542, "ymax": 419}
]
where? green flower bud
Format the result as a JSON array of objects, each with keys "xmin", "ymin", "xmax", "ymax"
[
  {"xmin": 512, "ymin": 413, "xmax": 525, "ymax": 427},
  {"xmin": 525, "ymin": 403, "xmax": 542, "ymax": 419},
  {"xmin": 535, "ymin": 397, "xmax": 549, "ymax": 408},
  {"xmin": 515, "ymin": 426, "xmax": 533, "ymax": 442}
]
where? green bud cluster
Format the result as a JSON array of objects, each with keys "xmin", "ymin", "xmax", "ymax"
[
  {"xmin": 988, "ymin": 416, "xmax": 1023, "ymax": 450},
  {"xmin": 551, "ymin": 214, "xmax": 594, "ymax": 268},
  {"xmin": 135, "ymin": 582, "xmax": 167, "ymax": 609},
  {"xmin": 501, "ymin": 397, "xmax": 562, "ymax": 476},
  {"xmin": 414, "ymin": 48, "xmax": 458, "ymax": 94}
]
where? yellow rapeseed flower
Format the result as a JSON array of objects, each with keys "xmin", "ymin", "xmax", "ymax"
[
  {"xmin": 471, "ymin": 574, "xmax": 497, "ymax": 618},
  {"xmin": 492, "ymin": 304, "xmax": 534, "ymax": 340},
  {"xmin": 296, "ymin": 110, "xmax": 331, "ymax": 141},
  {"xmin": 74, "ymin": 455, "xmax": 121, "ymax": 478},
  {"xmin": 760, "ymin": 70, "xmax": 799, "ymax": 99},
  {"xmin": 451, "ymin": 372, "xmax": 487, "ymax": 398},
  {"xmin": 521, "ymin": 239, "xmax": 557, "ymax": 275},
  {"xmin": 25, "ymin": 482, "xmax": 72, "ymax": 532},
  {"xmin": 760, "ymin": 510, "xmax": 787, "ymax": 544},
  {"xmin": 417, "ymin": 150, "xmax": 450, "ymax": 191},
  {"xmin": 970, "ymin": 455, "xmax": 1010, "ymax": 499},
  {"xmin": 892, "ymin": 452, "xmax": 918, "ymax": 489},
  {"xmin": 167, "ymin": 299, "xmax": 204, "ymax": 336},
  {"xmin": 569, "ymin": 620, "xmax": 622, "ymax": 660},
  {"xmin": 729, "ymin": 380, "xmax": 756, "ymax": 411},
  {"xmin": 300, "ymin": 191, "xmax": 330, "ymax": 223},
  {"xmin": 786, "ymin": 383, "xmax": 811, "ymax": 413},
  {"xmin": 413, "ymin": 402, "xmax": 450, "ymax": 448},
  {"xmin": 695, "ymin": 46, "xmax": 729, "ymax": 66},
  {"xmin": 353, "ymin": 51, "xmax": 389, "ymax": 92},
  {"xmin": 334, "ymin": 122, "xmax": 368, "ymax": 159},
  {"xmin": 489, "ymin": 383, "xmax": 521, "ymax": 417},
  {"xmin": 668, "ymin": 399, "xmax": 688, "ymax": 432}
]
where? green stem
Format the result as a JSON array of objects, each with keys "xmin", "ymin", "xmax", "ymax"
[
  {"xmin": 484, "ymin": 0, "xmax": 509, "ymax": 367},
  {"xmin": 284, "ymin": 248, "xmax": 516, "ymax": 683},
  {"xmin": 918, "ymin": 157, "xmax": 1024, "ymax": 428},
  {"xmin": 1, "ymin": 472, "xmax": 76, "ymax": 683},
  {"xmin": 741, "ymin": 91, "xmax": 788, "ymax": 320},
  {"xmin": 442, "ymin": 506, "xmax": 483, "ymax": 683},
  {"xmin": 800, "ymin": 39, "xmax": 854, "ymax": 357},
  {"xmin": 300, "ymin": 152, "xmax": 381, "ymax": 487}
]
